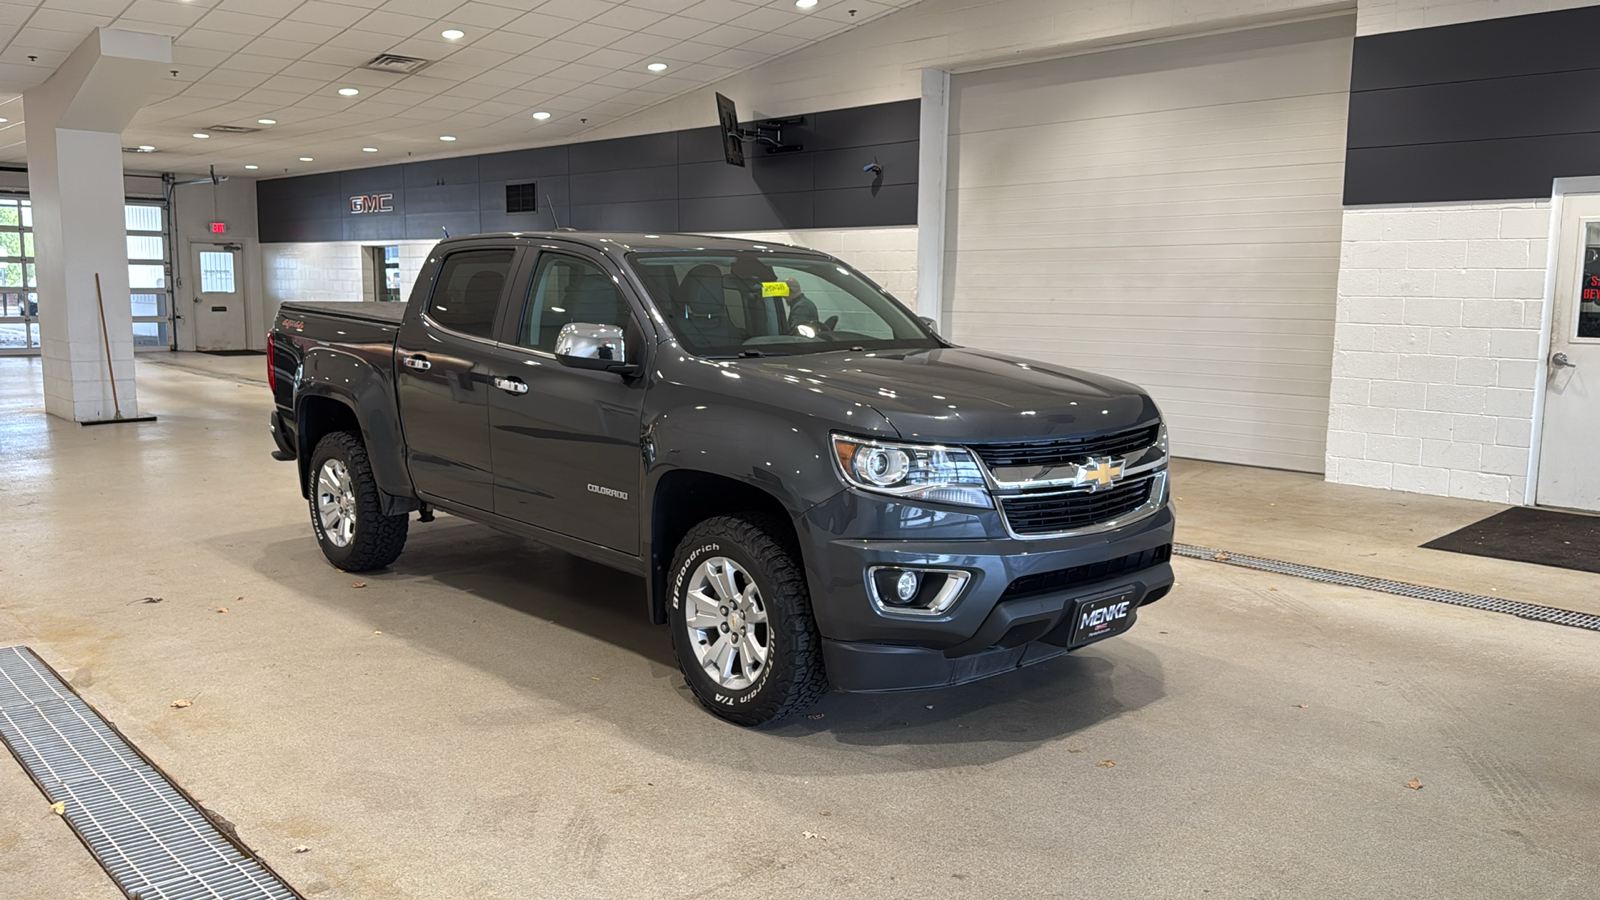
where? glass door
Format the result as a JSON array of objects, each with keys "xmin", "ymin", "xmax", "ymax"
[{"xmin": 0, "ymin": 197, "xmax": 36, "ymax": 355}]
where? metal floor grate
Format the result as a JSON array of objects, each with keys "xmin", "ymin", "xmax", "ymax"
[
  {"xmin": 0, "ymin": 646, "xmax": 302, "ymax": 900},
  {"xmin": 1174, "ymin": 543, "xmax": 1600, "ymax": 632}
]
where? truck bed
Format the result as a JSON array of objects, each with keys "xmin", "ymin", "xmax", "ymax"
[{"xmin": 279, "ymin": 300, "xmax": 409, "ymax": 326}]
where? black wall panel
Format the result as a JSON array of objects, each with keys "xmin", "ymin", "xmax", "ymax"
[
  {"xmin": 258, "ymin": 99, "xmax": 918, "ymax": 242},
  {"xmin": 1345, "ymin": 5, "xmax": 1600, "ymax": 205}
]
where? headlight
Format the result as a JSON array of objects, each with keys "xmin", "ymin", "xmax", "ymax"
[{"xmin": 831, "ymin": 435, "xmax": 992, "ymax": 508}]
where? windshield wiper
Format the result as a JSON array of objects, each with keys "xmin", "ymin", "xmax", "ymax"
[{"xmin": 702, "ymin": 349, "xmax": 792, "ymax": 359}]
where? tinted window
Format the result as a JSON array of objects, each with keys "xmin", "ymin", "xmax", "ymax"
[
  {"xmin": 628, "ymin": 251, "xmax": 936, "ymax": 357},
  {"xmin": 426, "ymin": 249, "xmax": 515, "ymax": 339},
  {"xmin": 517, "ymin": 254, "xmax": 632, "ymax": 352}
]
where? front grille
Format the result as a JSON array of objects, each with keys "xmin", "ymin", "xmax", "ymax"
[
  {"xmin": 1000, "ymin": 544, "xmax": 1173, "ymax": 601},
  {"xmin": 998, "ymin": 475, "xmax": 1154, "ymax": 536},
  {"xmin": 970, "ymin": 423, "xmax": 1159, "ymax": 469}
]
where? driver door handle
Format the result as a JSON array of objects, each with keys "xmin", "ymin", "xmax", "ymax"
[
  {"xmin": 403, "ymin": 355, "xmax": 432, "ymax": 371},
  {"xmin": 493, "ymin": 376, "xmax": 529, "ymax": 395},
  {"xmin": 1552, "ymin": 352, "xmax": 1577, "ymax": 369}
]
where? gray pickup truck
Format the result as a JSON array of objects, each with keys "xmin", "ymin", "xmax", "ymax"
[{"xmin": 268, "ymin": 232, "xmax": 1174, "ymax": 724}]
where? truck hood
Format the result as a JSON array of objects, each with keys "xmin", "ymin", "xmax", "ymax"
[{"xmin": 740, "ymin": 347, "xmax": 1159, "ymax": 443}]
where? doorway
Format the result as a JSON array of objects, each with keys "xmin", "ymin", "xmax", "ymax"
[
  {"xmin": 191, "ymin": 242, "xmax": 245, "ymax": 351},
  {"xmin": 1535, "ymin": 192, "xmax": 1600, "ymax": 512},
  {"xmin": 365, "ymin": 245, "xmax": 402, "ymax": 302}
]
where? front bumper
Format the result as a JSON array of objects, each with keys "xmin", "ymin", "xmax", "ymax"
[{"xmin": 800, "ymin": 490, "xmax": 1175, "ymax": 692}]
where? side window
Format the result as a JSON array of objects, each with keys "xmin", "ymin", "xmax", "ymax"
[
  {"xmin": 518, "ymin": 254, "xmax": 632, "ymax": 352},
  {"xmin": 426, "ymin": 249, "xmax": 515, "ymax": 339}
]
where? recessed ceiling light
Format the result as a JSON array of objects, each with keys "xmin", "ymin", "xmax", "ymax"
[
  {"xmin": 244, "ymin": 165, "xmax": 258, "ymax": 170},
  {"xmin": 531, "ymin": 111, "xmax": 551, "ymax": 120},
  {"xmin": 257, "ymin": 118, "xmax": 276, "ymax": 125},
  {"xmin": 796, "ymin": 0, "xmax": 818, "ymax": 7},
  {"xmin": 138, "ymin": 145, "xmax": 155, "ymax": 151},
  {"xmin": 646, "ymin": 62, "xmax": 667, "ymax": 72},
  {"xmin": 439, "ymin": 135, "xmax": 456, "ymax": 141},
  {"xmin": 363, "ymin": 147, "xmax": 378, "ymax": 152},
  {"xmin": 193, "ymin": 132, "xmax": 210, "ymax": 138},
  {"xmin": 441, "ymin": 29, "xmax": 464, "ymax": 39},
  {"xmin": 337, "ymin": 87, "xmax": 360, "ymax": 97},
  {"xmin": 299, "ymin": 157, "xmax": 313, "ymax": 161}
]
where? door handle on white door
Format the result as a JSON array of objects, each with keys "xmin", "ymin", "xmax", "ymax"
[
  {"xmin": 492, "ymin": 376, "xmax": 529, "ymax": 395},
  {"xmin": 1552, "ymin": 352, "xmax": 1577, "ymax": 369},
  {"xmin": 403, "ymin": 355, "xmax": 432, "ymax": 370}
]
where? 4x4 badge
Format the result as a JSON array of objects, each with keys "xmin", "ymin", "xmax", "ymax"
[{"xmin": 1074, "ymin": 457, "xmax": 1125, "ymax": 491}]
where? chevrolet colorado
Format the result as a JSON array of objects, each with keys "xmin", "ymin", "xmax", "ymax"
[{"xmin": 268, "ymin": 232, "xmax": 1174, "ymax": 724}]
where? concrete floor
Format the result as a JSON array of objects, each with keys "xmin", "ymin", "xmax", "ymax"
[{"xmin": 2, "ymin": 354, "xmax": 1597, "ymax": 899}]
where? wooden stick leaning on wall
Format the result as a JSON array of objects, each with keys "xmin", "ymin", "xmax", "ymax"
[{"xmin": 81, "ymin": 272, "xmax": 156, "ymax": 426}]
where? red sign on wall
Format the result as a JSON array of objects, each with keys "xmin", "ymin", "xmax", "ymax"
[{"xmin": 209, "ymin": 221, "xmax": 226, "ymax": 234}]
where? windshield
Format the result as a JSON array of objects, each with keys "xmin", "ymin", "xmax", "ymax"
[{"xmin": 627, "ymin": 251, "xmax": 939, "ymax": 357}]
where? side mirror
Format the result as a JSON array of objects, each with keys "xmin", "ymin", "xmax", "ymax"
[
  {"xmin": 919, "ymin": 315, "xmax": 940, "ymax": 336},
  {"xmin": 555, "ymin": 322, "xmax": 636, "ymax": 373}
]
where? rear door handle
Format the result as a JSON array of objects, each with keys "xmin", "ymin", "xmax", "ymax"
[
  {"xmin": 403, "ymin": 355, "xmax": 432, "ymax": 371},
  {"xmin": 493, "ymin": 376, "xmax": 529, "ymax": 395}
]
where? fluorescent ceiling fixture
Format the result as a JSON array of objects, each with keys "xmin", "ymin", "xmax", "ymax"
[
  {"xmin": 439, "ymin": 135, "xmax": 456, "ymax": 141},
  {"xmin": 138, "ymin": 144, "xmax": 155, "ymax": 151},
  {"xmin": 362, "ymin": 147, "xmax": 378, "ymax": 152},
  {"xmin": 441, "ymin": 29, "xmax": 464, "ymax": 39},
  {"xmin": 299, "ymin": 156, "xmax": 313, "ymax": 161},
  {"xmin": 337, "ymin": 87, "xmax": 360, "ymax": 96},
  {"xmin": 646, "ymin": 62, "xmax": 667, "ymax": 72},
  {"xmin": 244, "ymin": 165, "xmax": 259, "ymax": 170},
  {"xmin": 257, "ymin": 118, "xmax": 276, "ymax": 125},
  {"xmin": 796, "ymin": 0, "xmax": 818, "ymax": 7},
  {"xmin": 0, "ymin": 118, "xmax": 7, "ymax": 123},
  {"xmin": 531, "ymin": 111, "xmax": 551, "ymax": 120},
  {"xmin": 193, "ymin": 132, "xmax": 210, "ymax": 138}
]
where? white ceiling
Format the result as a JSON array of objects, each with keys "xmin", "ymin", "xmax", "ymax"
[{"xmin": 0, "ymin": 0, "xmax": 918, "ymax": 177}]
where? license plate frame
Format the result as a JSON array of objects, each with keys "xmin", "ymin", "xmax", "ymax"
[{"xmin": 1067, "ymin": 589, "xmax": 1138, "ymax": 648}]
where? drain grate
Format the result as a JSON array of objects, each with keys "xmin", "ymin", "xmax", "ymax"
[
  {"xmin": 1174, "ymin": 543, "xmax": 1600, "ymax": 632},
  {"xmin": 0, "ymin": 646, "xmax": 302, "ymax": 900}
]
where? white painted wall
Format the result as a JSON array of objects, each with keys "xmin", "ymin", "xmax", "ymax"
[{"xmin": 1326, "ymin": 201, "xmax": 1550, "ymax": 503}]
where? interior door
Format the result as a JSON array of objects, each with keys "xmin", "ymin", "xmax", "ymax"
[
  {"xmin": 191, "ymin": 242, "xmax": 246, "ymax": 351},
  {"xmin": 395, "ymin": 245, "xmax": 519, "ymax": 512},
  {"xmin": 1536, "ymin": 193, "xmax": 1600, "ymax": 512},
  {"xmin": 486, "ymin": 250, "xmax": 646, "ymax": 553}
]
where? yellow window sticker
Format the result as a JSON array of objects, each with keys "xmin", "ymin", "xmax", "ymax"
[{"xmin": 761, "ymin": 281, "xmax": 790, "ymax": 298}]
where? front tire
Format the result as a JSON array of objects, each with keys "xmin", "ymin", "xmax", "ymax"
[
  {"xmin": 307, "ymin": 431, "xmax": 408, "ymax": 571},
  {"xmin": 668, "ymin": 514, "xmax": 827, "ymax": 726}
]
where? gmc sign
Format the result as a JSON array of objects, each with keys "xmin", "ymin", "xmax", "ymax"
[{"xmin": 350, "ymin": 193, "xmax": 394, "ymax": 214}]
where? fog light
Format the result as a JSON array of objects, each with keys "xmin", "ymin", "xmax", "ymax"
[
  {"xmin": 895, "ymin": 570, "xmax": 920, "ymax": 602},
  {"xmin": 867, "ymin": 567, "xmax": 972, "ymax": 617}
]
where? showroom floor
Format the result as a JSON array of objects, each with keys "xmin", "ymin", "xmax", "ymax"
[{"xmin": 1, "ymin": 355, "xmax": 1597, "ymax": 899}]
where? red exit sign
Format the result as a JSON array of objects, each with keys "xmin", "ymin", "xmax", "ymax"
[{"xmin": 209, "ymin": 221, "xmax": 226, "ymax": 234}]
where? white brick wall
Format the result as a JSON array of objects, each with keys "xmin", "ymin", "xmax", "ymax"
[
  {"xmin": 1326, "ymin": 201, "xmax": 1550, "ymax": 504},
  {"xmin": 1358, "ymin": 0, "xmax": 1596, "ymax": 35}
]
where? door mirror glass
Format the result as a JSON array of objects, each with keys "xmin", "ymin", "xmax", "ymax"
[{"xmin": 555, "ymin": 322, "xmax": 628, "ymax": 371}]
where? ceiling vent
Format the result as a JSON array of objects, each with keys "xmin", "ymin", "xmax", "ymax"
[
  {"xmin": 207, "ymin": 124, "xmax": 261, "ymax": 134},
  {"xmin": 362, "ymin": 54, "xmax": 433, "ymax": 75}
]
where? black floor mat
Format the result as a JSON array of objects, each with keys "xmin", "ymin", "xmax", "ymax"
[
  {"xmin": 197, "ymin": 350, "xmax": 266, "ymax": 356},
  {"xmin": 1422, "ymin": 506, "xmax": 1600, "ymax": 574}
]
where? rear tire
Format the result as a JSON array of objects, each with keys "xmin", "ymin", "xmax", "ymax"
[
  {"xmin": 307, "ymin": 431, "xmax": 408, "ymax": 572},
  {"xmin": 668, "ymin": 514, "xmax": 827, "ymax": 726}
]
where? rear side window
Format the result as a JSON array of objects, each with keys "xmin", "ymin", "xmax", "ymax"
[{"xmin": 426, "ymin": 249, "xmax": 515, "ymax": 339}]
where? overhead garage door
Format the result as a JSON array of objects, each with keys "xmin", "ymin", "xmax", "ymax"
[{"xmin": 945, "ymin": 16, "xmax": 1353, "ymax": 472}]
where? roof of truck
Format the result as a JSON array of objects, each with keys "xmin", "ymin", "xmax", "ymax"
[{"xmin": 447, "ymin": 231, "xmax": 827, "ymax": 255}]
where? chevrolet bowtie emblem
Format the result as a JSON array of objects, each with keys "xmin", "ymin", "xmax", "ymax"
[{"xmin": 1074, "ymin": 457, "xmax": 1125, "ymax": 490}]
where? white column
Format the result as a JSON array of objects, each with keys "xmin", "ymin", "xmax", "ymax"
[
  {"xmin": 915, "ymin": 67, "xmax": 950, "ymax": 327},
  {"xmin": 25, "ymin": 29, "xmax": 170, "ymax": 422}
]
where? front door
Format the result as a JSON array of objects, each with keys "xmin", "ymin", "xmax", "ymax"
[
  {"xmin": 486, "ymin": 250, "xmax": 646, "ymax": 553},
  {"xmin": 395, "ymin": 245, "xmax": 519, "ymax": 512},
  {"xmin": 1536, "ymin": 193, "xmax": 1600, "ymax": 512},
  {"xmin": 191, "ymin": 243, "xmax": 246, "ymax": 351}
]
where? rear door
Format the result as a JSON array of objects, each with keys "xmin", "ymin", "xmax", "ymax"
[
  {"xmin": 395, "ymin": 244, "xmax": 520, "ymax": 511},
  {"xmin": 484, "ymin": 248, "xmax": 648, "ymax": 553}
]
